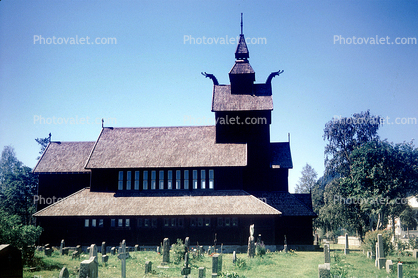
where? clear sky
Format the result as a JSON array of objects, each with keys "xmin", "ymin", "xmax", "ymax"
[{"xmin": 1, "ymin": 0, "xmax": 417, "ymax": 192}]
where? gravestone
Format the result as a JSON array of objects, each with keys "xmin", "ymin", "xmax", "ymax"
[
  {"xmin": 375, "ymin": 234, "xmax": 386, "ymax": 269},
  {"xmin": 212, "ymin": 254, "xmax": 219, "ymax": 275},
  {"xmin": 62, "ymin": 247, "xmax": 69, "ymax": 255},
  {"xmin": 76, "ymin": 245, "xmax": 82, "ymax": 254},
  {"xmin": 318, "ymin": 263, "xmax": 330, "ymax": 278},
  {"xmin": 59, "ymin": 266, "xmax": 69, "ymax": 278},
  {"xmin": 324, "ymin": 243, "xmax": 330, "ymax": 263},
  {"xmin": 0, "ymin": 244, "xmax": 23, "ymax": 278},
  {"xmin": 185, "ymin": 237, "xmax": 190, "ymax": 252},
  {"xmin": 313, "ymin": 233, "xmax": 319, "ymax": 245},
  {"xmin": 413, "ymin": 249, "xmax": 418, "ymax": 259},
  {"xmin": 135, "ymin": 244, "xmax": 139, "ymax": 252},
  {"xmin": 181, "ymin": 252, "xmax": 191, "ymax": 277},
  {"xmin": 247, "ymin": 224, "xmax": 255, "ymax": 258},
  {"xmin": 111, "ymin": 247, "xmax": 116, "ymax": 255},
  {"xmin": 232, "ymin": 251, "xmax": 236, "ymax": 264},
  {"xmin": 386, "ymin": 259, "xmax": 393, "ymax": 273},
  {"xmin": 79, "ymin": 256, "xmax": 98, "ymax": 278},
  {"xmin": 72, "ymin": 250, "xmax": 80, "ymax": 259},
  {"xmin": 156, "ymin": 246, "xmax": 160, "ymax": 253},
  {"xmin": 145, "ymin": 261, "xmax": 152, "ymax": 274},
  {"xmin": 283, "ymin": 235, "xmax": 288, "ymax": 253},
  {"xmin": 162, "ymin": 238, "xmax": 170, "ymax": 265},
  {"xmin": 45, "ymin": 247, "xmax": 52, "ymax": 256},
  {"xmin": 207, "ymin": 246, "xmax": 212, "ymax": 255},
  {"xmin": 198, "ymin": 266, "xmax": 206, "ymax": 278},
  {"xmin": 397, "ymin": 262, "xmax": 402, "ymax": 278},
  {"xmin": 89, "ymin": 244, "xmax": 98, "ymax": 263},
  {"xmin": 101, "ymin": 241, "xmax": 106, "ymax": 255},
  {"xmin": 102, "ymin": 254, "xmax": 108, "ymax": 263},
  {"xmin": 199, "ymin": 246, "xmax": 203, "ymax": 257},
  {"xmin": 60, "ymin": 239, "xmax": 65, "ymax": 255},
  {"xmin": 118, "ymin": 240, "xmax": 129, "ymax": 278},
  {"xmin": 218, "ymin": 254, "xmax": 222, "ymax": 272},
  {"xmin": 344, "ymin": 233, "xmax": 349, "ymax": 255}
]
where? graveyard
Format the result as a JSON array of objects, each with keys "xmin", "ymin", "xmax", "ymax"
[{"xmin": 22, "ymin": 240, "xmax": 418, "ymax": 278}]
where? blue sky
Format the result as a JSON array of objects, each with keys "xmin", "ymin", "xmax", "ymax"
[{"xmin": 1, "ymin": 0, "xmax": 417, "ymax": 192}]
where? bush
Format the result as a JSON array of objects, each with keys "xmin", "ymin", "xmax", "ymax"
[
  {"xmin": 363, "ymin": 229, "xmax": 393, "ymax": 256},
  {"xmin": 409, "ymin": 237, "xmax": 418, "ymax": 249},
  {"xmin": 255, "ymin": 241, "xmax": 266, "ymax": 257},
  {"xmin": 171, "ymin": 239, "xmax": 186, "ymax": 264},
  {"xmin": 235, "ymin": 257, "xmax": 247, "ymax": 269}
]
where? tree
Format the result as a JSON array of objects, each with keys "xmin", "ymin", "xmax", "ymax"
[
  {"xmin": 35, "ymin": 133, "xmax": 51, "ymax": 160},
  {"xmin": 295, "ymin": 163, "xmax": 318, "ymax": 193},
  {"xmin": 400, "ymin": 206, "xmax": 417, "ymax": 238},
  {"xmin": 323, "ymin": 110, "xmax": 381, "ymax": 177}
]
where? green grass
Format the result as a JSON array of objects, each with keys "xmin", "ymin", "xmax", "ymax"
[{"xmin": 24, "ymin": 246, "xmax": 418, "ymax": 278}]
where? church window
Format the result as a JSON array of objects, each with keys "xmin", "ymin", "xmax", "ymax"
[
  {"xmin": 143, "ymin": 171, "xmax": 148, "ymax": 190},
  {"xmin": 209, "ymin": 170, "xmax": 214, "ymax": 189},
  {"xmin": 151, "ymin": 171, "xmax": 156, "ymax": 190},
  {"xmin": 168, "ymin": 170, "xmax": 172, "ymax": 189},
  {"xmin": 134, "ymin": 171, "xmax": 140, "ymax": 190},
  {"xmin": 176, "ymin": 170, "xmax": 181, "ymax": 189},
  {"xmin": 118, "ymin": 171, "xmax": 123, "ymax": 190},
  {"xmin": 193, "ymin": 170, "xmax": 198, "ymax": 189},
  {"xmin": 126, "ymin": 171, "xmax": 131, "ymax": 190},
  {"xmin": 201, "ymin": 170, "xmax": 206, "ymax": 189},
  {"xmin": 184, "ymin": 170, "xmax": 189, "ymax": 189},
  {"xmin": 159, "ymin": 170, "xmax": 164, "ymax": 189}
]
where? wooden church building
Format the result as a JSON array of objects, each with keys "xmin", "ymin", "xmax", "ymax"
[{"xmin": 33, "ymin": 27, "xmax": 316, "ymax": 248}]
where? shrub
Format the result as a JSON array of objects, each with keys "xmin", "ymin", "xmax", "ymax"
[
  {"xmin": 235, "ymin": 257, "xmax": 247, "ymax": 269},
  {"xmin": 363, "ymin": 229, "xmax": 393, "ymax": 256},
  {"xmin": 255, "ymin": 241, "xmax": 266, "ymax": 257},
  {"xmin": 171, "ymin": 238, "xmax": 186, "ymax": 264}
]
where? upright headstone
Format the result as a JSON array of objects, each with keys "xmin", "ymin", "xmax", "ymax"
[
  {"xmin": 413, "ymin": 249, "xmax": 418, "ymax": 259},
  {"xmin": 376, "ymin": 234, "xmax": 386, "ymax": 269},
  {"xmin": 162, "ymin": 238, "xmax": 170, "ymax": 265},
  {"xmin": 247, "ymin": 224, "xmax": 255, "ymax": 258},
  {"xmin": 314, "ymin": 233, "xmax": 319, "ymax": 245},
  {"xmin": 397, "ymin": 262, "xmax": 403, "ymax": 278},
  {"xmin": 60, "ymin": 239, "xmax": 65, "ymax": 255},
  {"xmin": 344, "ymin": 233, "xmax": 349, "ymax": 255},
  {"xmin": 283, "ymin": 235, "xmax": 288, "ymax": 253},
  {"xmin": 72, "ymin": 250, "xmax": 80, "ymax": 259},
  {"xmin": 386, "ymin": 259, "xmax": 393, "ymax": 273},
  {"xmin": 0, "ymin": 244, "xmax": 23, "ymax": 278},
  {"xmin": 181, "ymin": 252, "xmax": 191, "ymax": 277},
  {"xmin": 59, "ymin": 266, "xmax": 69, "ymax": 278},
  {"xmin": 102, "ymin": 254, "xmax": 108, "ymax": 263},
  {"xmin": 101, "ymin": 241, "xmax": 106, "ymax": 255},
  {"xmin": 118, "ymin": 240, "xmax": 129, "ymax": 278},
  {"xmin": 324, "ymin": 243, "xmax": 330, "ymax": 263},
  {"xmin": 111, "ymin": 247, "xmax": 116, "ymax": 255},
  {"xmin": 156, "ymin": 246, "xmax": 160, "ymax": 254},
  {"xmin": 185, "ymin": 237, "xmax": 190, "ymax": 252},
  {"xmin": 89, "ymin": 244, "xmax": 98, "ymax": 263},
  {"xmin": 45, "ymin": 248, "xmax": 52, "ymax": 256},
  {"xmin": 79, "ymin": 257, "xmax": 98, "ymax": 278},
  {"xmin": 232, "ymin": 251, "xmax": 236, "ymax": 264},
  {"xmin": 76, "ymin": 245, "xmax": 82, "ymax": 254},
  {"xmin": 135, "ymin": 244, "xmax": 139, "ymax": 252},
  {"xmin": 212, "ymin": 254, "xmax": 219, "ymax": 275},
  {"xmin": 199, "ymin": 246, "xmax": 203, "ymax": 257},
  {"xmin": 145, "ymin": 261, "xmax": 152, "ymax": 274},
  {"xmin": 318, "ymin": 263, "xmax": 330, "ymax": 278},
  {"xmin": 198, "ymin": 267, "xmax": 206, "ymax": 278}
]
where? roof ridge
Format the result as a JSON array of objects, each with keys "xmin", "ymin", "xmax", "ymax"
[
  {"xmin": 32, "ymin": 142, "xmax": 52, "ymax": 173},
  {"xmin": 33, "ymin": 187, "xmax": 89, "ymax": 216},
  {"xmin": 84, "ymin": 128, "xmax": 105, "ymax": 169}
]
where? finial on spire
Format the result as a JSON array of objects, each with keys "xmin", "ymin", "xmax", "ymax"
[{"xmin": 240, "ymin": 13, "xmax": 243, "ymax": 35}]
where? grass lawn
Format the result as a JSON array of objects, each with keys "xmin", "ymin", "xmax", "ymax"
[{"xmin": 24, "ymin": 245, "xmax": 418, "ymax": 278}]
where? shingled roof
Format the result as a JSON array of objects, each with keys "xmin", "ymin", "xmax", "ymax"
[
  {"xmin": 270, "ymin": 142, "xmax": 293, "ymax": 169},
  {"xmin": 212, "ymin": 85, "xmax": 273, "ymax": 112},
  {"xmin": 250, "ymin": 191, "xmax": 317, "ymax": 217},
  {"xmin": 85, "ymin": 126, "xmax": 247, "ymax": 169},
  {"xmin": 33, "ymin": 142, "xmax": 94, "ymax": 173},
  {"xmin": 33, "ymin": 188, "xmax": 281, "ymax": 217}
]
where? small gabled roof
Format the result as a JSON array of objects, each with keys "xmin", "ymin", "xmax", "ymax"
[
  {"xmin": 212, "ymin": 85, "xmax": 273, "ymax": 112},
  {"xmin": 85, "ymin": 126, "xmax": 247, "ymax": 169},
  {"xmin": 270, "ymin": 142, "xmax": 293, "ymax": 169},
  {"xmin": 33, "ymin": 188, "xmax": 281, "ymax": 217},
  {"xmin": 229, "ymin": 60, "xmax": 254, "ymax": 75},
  {"xmin": 33, "ymin": 141, "xmax": 95, "ymax": 173},
  {"xmin": 250, "ymin": 191, "xmax": 317, "ymax": 217}
]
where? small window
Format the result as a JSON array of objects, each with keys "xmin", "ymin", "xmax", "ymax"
[
  {"xmin": 164, "ymin": 218, "xmax": 169, "ymax": 227},
  {"xmin": 225, "ymin": 217, "xmax": 231, "ymax": 227},
  {"xmin": 217, "ymin": 218, "xmax": 223, "ymax": 227},
  {"xmin": 118, "ymin": 171, "xmax": 123, "ymax": 190},
  {"xmin": 168, "ymin": 170, "xmax": 173, "ymax": 190},
  {"xmin": 209, "ymin": 170, "xmax": 214, "ymax": 189},
  {"xmin": 118, "ymin": 219, "xmax": 123, "ymax": 227},
  {"xmin": 143, "ymin": 171, "xmax": 148, "ymax": 190},
  {"xmin": 201, "ymin": 170, "xmax": 206, "ymax": 189},
  {"xmin": 92, "ymin": 219, "xmax": 97, "ymax": 227},
  {"xmin": 205, "ymin": 218, "xmax": 211, "ymax": 227},
  {"xmin": 178, "ymin": 218, "xmax": 184, "ymax": 227},
  {"xmin": 184, "ymin": 170, "xmax": 189, "ymax": 189},
  {"xmin": 159, "ymin": 171, "xmax": 164, "ymax": 189},
  {"xmin": 152, "ymin": 218, "xmax": 157, "ymax": 228},
  {"xmin": 198, "ymin": 217, "xmax": 203, "ymax": 227},
  {"xmin": 232, "ymin": 218, "xmax": 238, "ymax": 227},
  {"xmin": 193, "ymin": 170, "xmax": 198, "ymax": 189},
  {"xmin": 99, "ymin": 219, "xmax": 104, "ymax": 228},
  {"xmin": 126, "ymin": 171, "xmax": 132, "ymax": 190},
  {"xmin": 125, "ymin": 219, "xmax": 130, "ymax": 227},
  {"xmin": 111, "ymin": 219, "xmax": 116, "ymax": 227},
  {"xmin": 144, "ymin": 219, "xmax": 150, "ymax": 227},
  {"xmin": 134, "ymin": 171, "xmax": 140, "ymax": 190},
  {"xmin": 190, "ymin": 218, "xmax": 196, "ymax": 227},
  {"xmin": 85, "ymin": 219, "xmax": 89, "ymax": 227},
  {"xmin": 137, "ymin": 219, "xmax": 143, "ymax": 227},
  {"xmin": 151, "ymin": 171, "xmax": 156, "ymax": 190},
  {"xmin": 176, "ymin": 170, "xmax": 181, "ymax": 189},
  {"xmin": 171, "ymin": 218, "xmax": 177, "ymax": 227}
]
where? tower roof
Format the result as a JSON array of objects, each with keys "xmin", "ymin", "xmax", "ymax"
[{"xmin": 235, "ymin": 34, "xmax": 249, "ymax": 60}]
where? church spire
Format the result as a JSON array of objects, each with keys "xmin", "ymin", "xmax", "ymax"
[{"xmin": 235, "ymin": 13, "xmax": 250, "ymax": 60}]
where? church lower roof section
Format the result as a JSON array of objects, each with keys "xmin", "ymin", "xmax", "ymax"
[
  {"xmin": 270, "ymin": 142, "xmax": 293, "ymax": 169},
  {"xmin": 85, "ymin": 126, "xmax": 247, "ymax": 169},
  {"xmin": 33, "ymin": 188, "xmax": 282, "ymax": 217}
]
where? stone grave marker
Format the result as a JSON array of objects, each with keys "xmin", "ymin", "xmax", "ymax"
[
  {"xmin": 156, "ymin": 246, "xmax": 160, "ymax": 253},
  {"xmin": 386, "ymin": 259, "xmax": 393, "ymax": 273},
  {"xmin": 199, "ymin": 246, "xmax": 203, "ymax": 257},
  {"xmin": 101, "ymin": 241, "xmax": 106, "ymax": 255},
  {"xmin": 413, "ymin": 249, "xmax": 418, "ymax": 259},
  {"xmin": 111, "ymin": 246, "xmax": 116, "ymax": 255},
  {"xmin": 397, "ymin": 262, "xmax": 402, "ymax": 278},
  {"xmin": 79, "ymin": 256, "xmax": 98, "ymax": 278},
  {"xmin": 212, "ymin": 254, "xmax": 219, "ymax": 275},
  {"xmin": 318, "ymin": 263, "xmax": 330, "ymax": 278},
  {"xmin": 185, "ymin": 237, "xmax": 190, "ymax": 252},
  {"xmin": 181, "ymin": 252, "xmax": 191, "ymax": 277},
  {"xmin": 102, "ymin": 254, "xmax": 108, "ymax": 263},
  {"xmin": 247, "ymin": 224, "xmax": 255, "ymax": 258},
  {"xmin": 0, "ymin": 244, "xmax": 23, "ymax": 278},
  {"xmin": 76, "ymin": 245, "xmax": 82, "ymax": 254},
  {"xmin": 161, "ymin": 238, "xmax": 170, "ymax": 265},
  {"xmin": 45, "ymin": 248, "xmax": 52, "ymax": 256},
  {"xmin": 344, "ymin": 233, "xmax": 349, "ymax": 255},
  {"xmin": 324, "ymin": 243, "xmax": 330, "ymax": 264},
  {"xmin": 314, "ymin": 233, "xmax": 319, "ymax": 245},
  {"xmin": 59, "ymin": 266, "xmax": 69, "ymax": 278},
  {"xmin": 145, "ymin": 261, "xmax": 152, "ymax": 274},
  {"xmin": 118, "ymin": 240, "xmax": 129, "ymax": 278},
  {"xmin": 89, "ymin": 244, "xmax": 98, "ymax": 263},
  {"xmin": 198, "ymin": 266, "xmax": 206, "ymax": 278},
  {"xmin": 218, "ymin": 254, "xmax": 222, "ymax": 272},
  {"xmin": 232, "ymin": 251, "xmax": 236, "ymax": 264},
  {"xmin": 60, "ymin": 239, "xmax": 65, "ymax": 255},
  {"xmin": 135, "ymin": 244, "xmax": 139, "ymax": 252},
  {"xmin": 72, "ymin": 250, "xmax": 80, "ymax": 259},
  {"xmin": 376, "ymin": 234, "xmax": 386, "ymax": 269},
  {"xmin": 283, "ymin": 235, "xmax": 288, "ymax": 253}
]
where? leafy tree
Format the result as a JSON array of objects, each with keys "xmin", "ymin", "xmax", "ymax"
[
  {"xmin": 323, "ymin": 110, "xmax": 381, "ymax": 177},
  {"xmin": 35, "ymin": 133, "xmax": 51, "ymax": 160},
  {"xmin": 295, "ymin": 164, "xmax": 318, "ymax": 193},
  {"xmin": 400, "ymin": 206, "xmax": 417, "ymax": 238},
  {"xmin": 0, "ymin": 146, "xmax": 22, "ymax": 185}
]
